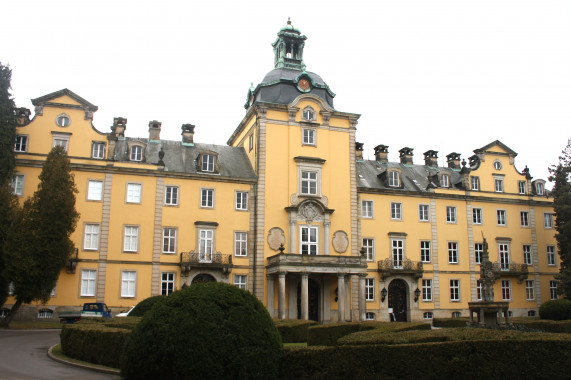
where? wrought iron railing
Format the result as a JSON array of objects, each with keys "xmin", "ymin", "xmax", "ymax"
[
  {"xmin": 377, "ymin": 259, "xmax": 423, "ymax": 279},
  {"xmin": 180, "ymin": 251, "xmax": 232, "ymax": 275},
  {"xmin": 492, "ymin": 261, "xmax": 528, "ymax": 282}
]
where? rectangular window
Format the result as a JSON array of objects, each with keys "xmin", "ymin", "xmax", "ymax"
[
  {"xmin": 499, "ymin": 243, "xmax": 510, "ymax": 270},
  {"xmin": 518, "ymin": 181, "xmax": 527, "ymax": 194},
  {"xmin": 199, "ymin": 229, "xmax": 214, "ymax": 262},
  {"xmin": 165, "ymin": 186, "xmax": 179, "ymax": 206},
  {"xmin": 448, "ymin": 242, "xmax": 458, "ymax": 264},
  {"xmin": 495, "ymin": 178, "xmax": 504, "ymax": 192},
  {"xmin": 363, "ymin": 238, "xmax": 374, "ymax": 261},
  {"xmin": 392, "ymin": 239, "xmax": 404, "ymax": 268},
  {"xmin": 130, "ymin": 146, "xmax": 142, "ymax": 161},
  {"xmin": 476, "ymin": 280, "xmax": 482, "ymax": 300},
  {"xmin": 471, "ymin": 176, "xmax": 480, "ymax": 191},
  {"xmin": 420, "ymin": 241, "xmax": 431, "ymax": 263},
  {"xmin": 162, "ymin": 228, "xmax": 177, "ymax": 254},
  {"xmin": 362, "ymin": 200, "xmax": 373, "ymax": 218},
  {"xmin": 388, "ymin": 171, "xmax": 400, "ymax": 187},
  {"xmin": 365, "ymin": 278, "xmax": 375, "ymax": 301},
  {"xmin": 497, "ymin": 210, "xmax": 507, "ymax": 226},
  {"xmin": 123, "ymin": 226, "xmax": 139, "ymax": 252},
  {"xmin": 366, "ymin": 312, "xmax": 376, "ymax": 321},
  {"xmin": 14, "ymin": 135, "xmax": 28, "ymax": 152},
  {"xmin": 549, "ymin": 280, "xmax": 558, "ymax": 300},
  {"xmin": 83, "ymin": 224, "xmax": 100, "ymax": 250},
  {"xmin": 234, "ymin": 274, "xmax": 247, "ymax": 290},
  {"xmin": 303, "ymin": 128, "xmax": 316, "ymax": 145},
  {"xmin": 53, "ymin": 136, "xmax": 69, "ymax": 151},
  {"xmin": 201, "ymin": 188, "xmax": 214, "ymax": 208},
  {"xmin": 10, "ymin": 174, "xmax": 24, "ymax": 196},
  {"xmin": 525, "ymin": 280, "xmax": 534, "ymax": 300},
  {"xmin": 121, "ymin": 271, "xmax": 137, "ymax": 298},
  {"xmin": 501, "ymin": 280, "xmax": 511, "ymax": 301},
  {"xmin": 202, "ymin": 154, "xmax": 215, "ymax": 172},
  {"xmin": 300, "ymin": 226, "xmax": 318, "ymax": 255},
  {"xmin": 418, "ymin": 204, "xmax": 429, "ymax": 222},
  {"xmin": 235, "ymin": 232, "xmax": 248, "ymax": 256},
  {"xmin": 523, "ymin": 245, "xmax": 532, "ymax": 265},
  {"xmin": 126, "ymin": 183, "xmax": 142, "ymax": 203},
  {"xmin": 446, "ymin": 206, "xmax": 457, "ymax": 223},
  {"xmin": 536, "ymin": 182, "xmax": 545, "ymax": 195},
  {"xmin": 472, "ymin": 208, "xmax": 482, "ymax": 224},
  {"xmin": 441, "ymin": 174, "xmax": 449, "ymax": 187},
  {"xmin": 474, "ymin": 243, "xmax": 483, "ymax": 264},
  {"xmin": 92, "ymin": 142, "xmax": 105, "ymax": 159},
  {"xmin": 422, "ymin": 279, "xmax": 432, "ymax": 301},
  {"xmin": 87, "ymin": 180, "xmax": 103, "ymax": 201},
  {"xmin": 520, "ymin": 211, "xmax": 529, "ymax": 227},
  {"xmin": 450, "ymin": 279, "xmax": 460, "ymax": 301},
  {"xmin": 547, "ymin": 246, "xmax": 556, "ymax": 266},
  {"xmin": 80, "ymin": 269, "xmax": 96, "ymax": 297},
  {"xmin": 390, "ymin": 202, "xmax": 402, "ymax": 220},
  {"xmin": 544, "ymin": 213, "xmax": 553, "ymax": 229},
  {"xmin": 236, "ymin": 191, "xmax": 248, "ymax": 210},
  {"xmin": 301, "ymin": 171, "xmax": 317, "ymax": 195},
  {"xmin": 161, "ymin": 273, "xmax": 175, "ymax": 295}
]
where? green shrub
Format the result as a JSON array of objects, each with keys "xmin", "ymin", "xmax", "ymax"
[
  {"xmin": 274, "ymin": 319, "xmax": 317, "ymax": 343},
  {"xmin": 516, "ymin": 319, "xmax": 571, "ymax": 333},
  {"xmin": 432, "ymin": 317, "xmax": 469, "ymax": 328},
  {"xmin": 121, "ymin": 282, "xmax": 282, "ymax": 380},
  {"xmin": 129, "ymin": 295, "xmax": 165, "ymax": 317},
  {"xmin": 539, "ymin": 299, "xmax": 571, "ymax": 320}
]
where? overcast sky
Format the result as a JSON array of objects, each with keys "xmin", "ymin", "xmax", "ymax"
[{"xmin": 3, "ymin": 0, "xmax": 570, "ymax": 183}]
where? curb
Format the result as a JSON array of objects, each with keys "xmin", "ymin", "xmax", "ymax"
[{"xmin": 47, "ymin": 345, "xmax": 121, "ymax": 375}]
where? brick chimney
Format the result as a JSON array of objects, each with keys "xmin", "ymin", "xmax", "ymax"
[
  {"xmin": 446, "ymin": 152, "xmax": 461, "ymax": 169},
  {"xmin": 355, "ymin": 142, "xmax": 364, "ymax": 160},
  {"xmin": 111, "ymin": 117, "xmax": 127, "ymax": 138},
  {"xmin": 399, "ymin": 147, "xmax": 414, "ymax": 165},
  {"xmin": 148, "ymin": 120, "xmax": 162, "ymax": 141},
  {"xmin": 374, "ymin": 145, "xmax": 389, "ymax": 163},
  {"xmin": 181, "ymin": 124, "xmax": 195, "ymax": 145},
  {"xmin": 423, "ymin": 150, "xmax": 438, "ymax": 167}
]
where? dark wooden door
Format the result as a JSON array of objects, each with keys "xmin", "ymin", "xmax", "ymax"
[{"xmin": 388, "ymin": 280, "xmax": 407, "ymax": 322}]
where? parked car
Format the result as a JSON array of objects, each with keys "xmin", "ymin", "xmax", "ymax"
[{"xmin": 58, "ymin": 302, "xmax": 112, "ymax": 323}]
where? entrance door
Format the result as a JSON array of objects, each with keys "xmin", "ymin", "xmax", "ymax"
[
  {"xmin": 297, "ymin": 279, "xmax": 319, "ymax": 321},
  {"xmin": 192, "ymin": 273, "xmax": 216, "ymax": 284},
  {"xmin": 388, "ymin": 279, "xmax": 408, "ymax": 322}
]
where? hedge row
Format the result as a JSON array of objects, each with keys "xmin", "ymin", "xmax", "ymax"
[
  {"xmin": 432, "ymin": 317, "xmax": 469, "ymax": 328},
  {"xmin": 274, "ymin": 319, "xmax": 318, "ymax": 343},
  {"xmin": 280, "ymin": 339, "xmax": 571, "ymax": 379},
  {"xmin": 307, "ymin": 322, "xmax": 430, "ymax": 346},
  {"xmin": 514, "ymin": 319, "xmax": 571, "ymax": 333},
  {"xmin": 60, "ymin": 323, "xmax": 131, "ymax": 368}
]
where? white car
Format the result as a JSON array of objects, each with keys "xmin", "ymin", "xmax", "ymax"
[{"xmin": 116, "ymin": 306, "xmax": 135, "ymax": 317}]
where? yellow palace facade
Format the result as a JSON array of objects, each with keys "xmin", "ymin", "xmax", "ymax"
[{"xmin": 5, "ymin": 22, "xmax": 559, "ymax": 322}]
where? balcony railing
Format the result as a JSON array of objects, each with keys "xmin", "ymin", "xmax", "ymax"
[
  {"xmin": 180, "ymin": 251, "xmax": 232, "ymax": 275},
  {"xmin": 377, "ymin": 259, "xmax": 423, "ymax": 280},
  {"xmin": 492, "ymin": 262, "xmax": 528, "ymax": 283}
]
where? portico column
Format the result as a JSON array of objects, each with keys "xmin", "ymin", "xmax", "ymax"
[
  {"xmin": 301, "ymin": 272, "xmax": 309, "ymax": 320},
  {"xmin": 337, "ymin": 273, "xmax": 346, "ymax": 322},
  {"xmin": 358, "ymin": 273, "xmax": 367, "ymax": 322},
  {"xmin": 323, "ymin": 222, "xmax": 330, "ymax": 255},
  {"xmin": 267, "ymin": 274, "xmax": 274, "ymax": 318},
  {"xmin": 278, "ymin": 272, "xmax": 287, "ymax": 319}
]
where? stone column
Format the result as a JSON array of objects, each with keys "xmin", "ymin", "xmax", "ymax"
[
  {"xmin": 267, "ymin": 274, "xmax": 275, "ymax": 318},
  {"xmin": 323, "ymin": 221, "xmax": 330, "ymax": 255},
  {"xmin": 337, "ymin": 273, "xmax": 346, "ymax": 322},
  {"xmin": 289, "ymin": 219, "xmax": 296, "ymax": 254},
  {"xmin": 278, "ymin": 272, "xmax": 286, "ymax": 319},
  {"xmin": 358, "ymin": 273, "xmax": 367, "ymax": 321},
  {"xmin": 301, "ymin": 272, "xmax": 309, "ymax": 320}
]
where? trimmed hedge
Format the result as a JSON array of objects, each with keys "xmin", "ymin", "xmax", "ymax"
[
  {"xmin": 280, "ymin": 339, "xmax": 571, "ymax": 379},
  {"xmin": 515, "ymin": 319, "xmax": 571, "ymax": 333},
  {"xmin": 307, "ymin": 322, "xmax": 430, "ymax": 346},
  {"xmin": 129, "ymin": 295, "xmax": 165, "ymax": 317},
  {"xmin": 432, "ymin": 317, "xmax": 469, "ymax": 328},
  {"xmin": 539, "ymin": 299, "xmax": 571, "ymax": 320},
  {"xmin": 274, "ymin": 319, "xmax": 318, "ymax": 343}
]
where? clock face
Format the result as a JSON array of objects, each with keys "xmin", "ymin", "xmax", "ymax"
[{"xmin": 298, "ymin": 78, "xmax": 310, "ymax": 91}]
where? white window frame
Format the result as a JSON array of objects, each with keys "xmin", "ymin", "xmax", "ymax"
[
  {"xmin": 121, "ymin": 271, "xmax": 137, "ymax": 298},
  {"xmin": 497, "ymin": 209, "xmax": 507, "ymax": 226},
  {"xmin": 471, "ymin": 176, "xmax": 480, "ymax": 191},
  {"xmin": 235, "ymin": 191, "xmax": 248, "ymax": 211},
  {"xmin": 518, "ymin": 181, "xmax": 527, "ymax": 194},
  {"xmin": 234, "ymin": 232, "xmax": 248, "ymax": 257},
  {"xmin": 162, "ymin": 227, "xmax": 177, "ymax": 254},
  {"xmin": 201, "ymin": 154, "xmax": 215, "ymax": 172},
  {"xmin": 365, "ymin": 278, "xmax": 375, "ymax": 301},
  {"xmin": 83, "ymin": 224, "xmax": 100, "ymax": 251},
  {"xmin": 520, "ymin": 211, "xmax": 529, "ymax": 227},
  {"xmin": 499, "ymin": 243, "xmax": 510, "ymax": 270},
  {"xmin": 493, "ymin": 160, "xmax": 502, "ymax": 170},
  {"xmin": 476, "ymin": 280, "xmax": 482, "ymax": 300},
  {"xmin": 87, "ymin": 180, "xmax": 103, "ymax": 201},
  {"xmin": 549, "ymin": 280, "xmax": 558, "ymax": 300},
  {"xmin": 302, "ymin": 128, "xmax": 316, "ymax": 146},
  {"xmin": 450, "ymin": 279, "xmax": 460, "ymax": 301},
  {"xmin": 302, "ymin": 107, "xmax": 316, "ymax": 121},
  {"xmin": 123, "ymin": 226, "xmax": 139, "ymax": 252},
  {"xmin": 126, "ymin": 183, "xmax": 142, "ymax": 204},
  {"xmin": 448, "ymin": 242, "xmax": 458, "ymax": 264},
  {"xmin": 92, "ymin": 142, "xmax": 105, "ymax": 159},
  {"xmin": 420, "ymin": 241, "xmax": 431, "ymax": 263},
  {"xmin": 475, "ymin": 243, "xmax": 483, "ymax": 264},
  {"xmin": 390, "ymin": 202, "xmax": 402, "ymax": 220},
  {"xmin": 52, "ymin": 134, "xmax": 69, "ymax": 151},
  {"xmin": 362, "ymin": 200, "xmax": 373, "ymax": 218},
  {"xmin": 80, "ymin": 269, "xmax": 96, "ymax": 297},
  {"xmin": 161, "ymin": 272, "xmax": 175, "ymax": 295},
  {"xmin": 441, "ymin": 174, "xmax": 450, "ymax": 188},
  {"xmin": 366, "ymin": 312, "xmax": 376, "ymax": 321},
  {"xmin": 525, "ymin": 280, "xmax": 534, "ymax": 300},
  {"xmin": 300, "ymin": 225, "xmax": 319, "ymax": 255},
  {"xmin": 388, "ymin": 171, "xmax": 400, "ymax": 187},
  {"xmin": 423, "ymin": 312, "xmax": 434, "ymax": 320},
  {"xmin": 422, "ymin": 279, "xmax": 432, "ymax": 301},
  {"xmin": 418, "ymin": 204, "xmax": 429, "ymax": 222},
  {"xmin": 536, "ymin": 182, "xmax": 545, "ymax": 195},
  {"xmin": 14, "ymin": 135, "xmax": 28, "ymax": 152},
  {"xmin": 363, "ymin": 238, "xmax": 375, "ymax": 261},
  {"xmin": 201, "ymin": 188, "xmax": 214, "ymax": 208},
  {"xmin": 472, "ymin": 208, "xmax": 483, "ymax": 224},
  {"xmin": 199, "ymin": 229, "xmax": 214, "ymax": 262},
  {"xmin": 544, "ymin": 213, "xmax": 553, "ymax": 229},
  {"xmin": 300, "ymin": 170, "xmax": 318, "ymax": 195},
  {"xmin": 11, "ymin": 174, "xmax": 24, "ymax": 196},
  {"xmin": 446, "ymin": 206, "xmax": 457, "ymax": 223},
  {"xmin": 391, "ymin": 239, "xmax": 404, "ymax": 268},
  {"xmin": 547, "ymin": 246, "xmax": 556, "ymax": 266},
  {"xmin": 56, "ymin": 114, "xmax": 71, "ymax": 127},
  {"xmin": 165, "ymin": 186, "xmax": 179, "ymax": 206},
  {"xmin": 523, "ymin": 244, "xmax": 532, "ymax": 266},
  {"xmin": 130, "ymin": 145, "xmax": 143, "ymax": 161},
  {"xmin": 494, "ymin": 178, "xmax": 504, "ymax": 193},
  {"xmin": 38, "ymin": 309, "xmax": 53, "ymax": 319},
  {"xmin": 501, "ymin": 280, "xmax": 511, "ymax": 301},
  {"xmin": 234, "ymin": 274, "xmax": 247, "ymax": 290}
]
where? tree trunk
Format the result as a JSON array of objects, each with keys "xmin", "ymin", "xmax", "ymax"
[{"xmin": 0, "ymin": 298, "xmax": 23, "ymax": 328}]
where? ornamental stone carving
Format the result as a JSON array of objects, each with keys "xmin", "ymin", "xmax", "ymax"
[
  {"xmin": 332, "ymin": 230, "xmax": 349, "ymax": 253},
  {"xmin": 300, "ymin": 202, "xmax": 319, "ymax": 221},
  {"xmin": 267, "ymin": 227, "xmax": 286, "ymax": 251}
]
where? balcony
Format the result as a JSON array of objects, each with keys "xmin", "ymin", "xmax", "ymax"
[
  {"xmin": 180, "ymin": 251, "xmax": 232, "ymax": 276},
  {"xmin": 492, "ymin": 262, "xmax": 528, "ymax": 283},
  {"xmin": 266, "ymin": 253, "xmax": 367, "ymax": 274},
  {"xmin": 377, "ymin": 259, "xmax": 424, "ymax": 280}
]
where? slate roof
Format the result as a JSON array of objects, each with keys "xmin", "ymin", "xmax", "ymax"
[{"xmin": 113, "ymin": 138, "xmax": 257, "ymax": 180}]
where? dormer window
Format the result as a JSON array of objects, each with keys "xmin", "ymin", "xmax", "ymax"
[
  {"xmin": 536, "ymin": 182, "xmax": 544, "ymax": 195},
  {"xmin": 130, "ymin": 145, "xmax": 143, "ymax": 161},
  {"xmin": 388, "ymin": 171, "xmax": 400, "ymax": 187},
  {"xmin": 441, "ymin": 174, "xmax": 450, "ymax": 188},
  {"xmin": 198, "ymin": 152, "xmax": 219, "ymax": 173},
  {"xmin": 302, "ymin": 107, "xmax": 316, "ymax": 122}
]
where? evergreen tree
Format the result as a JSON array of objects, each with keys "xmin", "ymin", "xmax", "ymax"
[
  {"xmin": 0, "ymin": 62, "xmax": 17, "ymax": 307},
  {"xmin": 549, "ymin": 138, "xmax": 571, "ymax": 299},
  {"xmin": 1, "ymin": 147, "xmax": 79, "ymax": 326}
]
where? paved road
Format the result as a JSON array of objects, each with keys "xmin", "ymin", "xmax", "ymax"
[{"xmin": 0, "ymin": 329, "xmax": 121, "ymax": 380}]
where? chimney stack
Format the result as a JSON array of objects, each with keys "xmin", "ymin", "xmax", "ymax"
[
  {"xmin": 423, "ymin": 150, "xmax": 438, "ymax": 167},
  {"xmin": 181, "ymin": 124, "xmax": 195, "ymax": 145},
  {"xmin": 446, "ymin": 152, "xmax": 461, "ymax": 169},
  {"xmin": 148, "ymin": 120, "xmax": 162, "ymax": 141},
  {"xmin": 355, "ymin": 142, "xmax": 364, "ymax": 160},
  {"xmin": 111, "ymin": 117, "xmax": 127, "ymax": 138},
  {"xmin": 399, "ymin": 147, "xmax": 414, "ymax": 165},
  {"xmin": 374, "ymin": 145, "xmax": 389, "ymax": 163}
]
